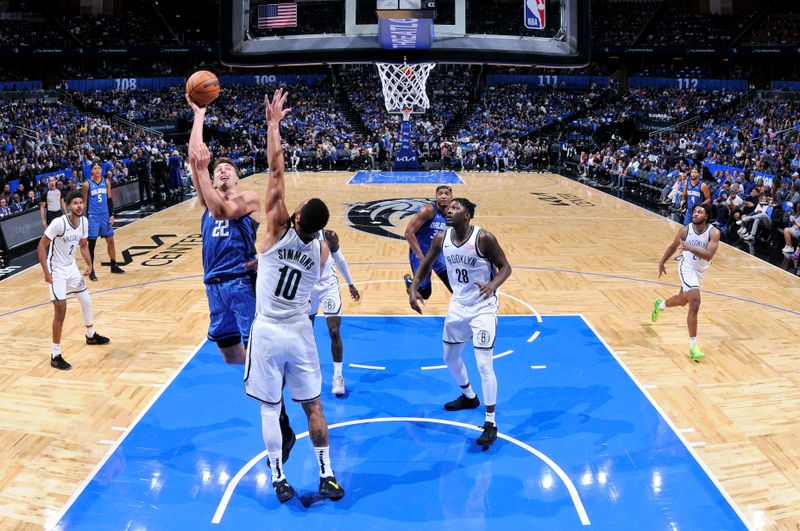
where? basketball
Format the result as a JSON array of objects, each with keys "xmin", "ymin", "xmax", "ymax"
[{"xmin": 186, "ymin": 70, "xmax": 220, "ymax": 107}]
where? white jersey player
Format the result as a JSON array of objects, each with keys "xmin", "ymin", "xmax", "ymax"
[
  {"xmin": 308, "ymin": 229, "xmax": 360, "ymax": 396},
  {"xmin": 244, "ymin": 88, "xmax": 344, "ymax": 504},
  {"xmin": 409, "ymin": 197, "xmax": 512, "ymax": 449},
  {"xmin": 652, "ymin": 203, "xmax": 721, "ymax": 362},
  {"xmin": 37, "ymin": 190, "xmax": 110, "ymax": 371}
]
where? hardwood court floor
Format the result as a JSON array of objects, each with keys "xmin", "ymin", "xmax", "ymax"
[{"xmin": 0, "ymin": 171, "xmax": 798, "ymax": 530}]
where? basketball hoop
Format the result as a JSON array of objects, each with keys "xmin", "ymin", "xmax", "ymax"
[{"xmin": 376, "ymin": 60, "xmax": 436, "ymax": 114}]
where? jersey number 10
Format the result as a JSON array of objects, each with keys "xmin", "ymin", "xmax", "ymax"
[{"xmin": 275, "ymin": 265, "xmax": 301, "ymax": 300}]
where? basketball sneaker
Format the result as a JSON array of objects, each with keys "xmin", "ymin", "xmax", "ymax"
[
  {"xmin": 86, "ymin": 332, "xmax": 110, "ymax": 345},
  {"xmin": 651, "ymin": 298, "xmax": 664, "ymax": 323},
  {"xmin": 444, "ymin": 394, "xmax": 480, "ymax": 411},
  {"xmin": 110, "ymin": 263, "xmax": 125, "ymax": 274},
  {"xmin": 272, "ymin": 479, "xmax": 295, "ymax": 503},
  {"xmin": 88, "ymin": 271, "xmax": 97, "ymax": 282},
  {"xmin": 404, "ymin": 274, "xmax": 413, "ymax": 293},
  {"xmin": 319, "ymin": 476, "xmax": 345, "ymax": 500},
  {"xmin": 332, "ymin": 376, "xmax": 345, "ymax": 396},
  {"xmin": 688, "ymin": 345, "xmax": 705, "ymax": 362},
  {"xmin": 476, "ymin": 422, "xmax": 498, "ymax": 448},
  {"xmin": 50, "ymin": 355, "xmax": 72, "ymax": 370}
]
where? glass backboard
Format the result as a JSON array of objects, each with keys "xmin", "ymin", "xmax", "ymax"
[{"xmin": 220, "ymin": 0, "xmax": 590, "ymax": 67}]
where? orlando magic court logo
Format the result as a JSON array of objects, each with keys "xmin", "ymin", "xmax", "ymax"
[{"xmin": 346, "ymin": 198, "xmax": 432, "ymax": 240}]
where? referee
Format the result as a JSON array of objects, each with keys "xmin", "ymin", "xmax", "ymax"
[{"xmin": 39, "ymin": 176, "xmax": 65, "ymax": 228}]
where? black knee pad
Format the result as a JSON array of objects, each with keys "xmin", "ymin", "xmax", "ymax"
[{"xmin": 216, "ymin": 336, "xmax": 241, "ymax": 349}]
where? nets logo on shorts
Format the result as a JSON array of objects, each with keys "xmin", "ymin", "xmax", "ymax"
[
  {"xmin": 324, "ymin": 299, "xmax": 337, "ymax": 312},
  {"xmin": 476, "ymin": 330, "xmax": 492, "ymax": 347},
  {"xmin": 346, "ymin": 198, "xmax": 431, "ymax": 240}
]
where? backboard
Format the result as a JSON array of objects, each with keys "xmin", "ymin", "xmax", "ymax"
[{"xmin": 220, "ymin": 0, "xmax": 590, "ymax": 67}]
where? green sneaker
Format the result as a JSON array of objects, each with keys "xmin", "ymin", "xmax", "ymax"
[
  {"xmin": 651, "ymin": 298, "xmax": 664, "ymax": 323},
  {"xmin": 688, "ymin": 345, "xmax": 705, "ymax": 362}
]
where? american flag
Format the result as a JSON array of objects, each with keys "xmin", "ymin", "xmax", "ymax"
[{"xmin": 258, "ymin": 3, "xmax": 297, "ymax": 29}]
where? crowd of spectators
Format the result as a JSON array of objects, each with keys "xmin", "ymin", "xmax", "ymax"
[
  {"xmin": 641, "ymin": 5, "xmax": 758, "ymax": 47},
  {"xmin": 744, "ymin": 3, "xmax": 800, "ymax": 45},
  {"xmin": 591, "ymin": 0, "xmax": 659, "ymax": 47},
  {"xmin": 64, "ymin": 6, "xmax": 172, "ymax": 47}
]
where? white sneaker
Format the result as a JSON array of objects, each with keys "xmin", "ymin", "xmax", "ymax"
[
  {"xmin": 782, "ymin": 245, "xmax": 795, "ymax": 253},
  {"xmin": 332, "ymin": 376, "xmax": 345, "ymax": 396}
]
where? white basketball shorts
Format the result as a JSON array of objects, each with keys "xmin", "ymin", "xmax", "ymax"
[
  {"xmin": 244, "ymin": 314, "xmax": 322, "ymax": 404},
  {"xmin": 443, "ymin": 297, "xmax": 498, "ymax": 349}
]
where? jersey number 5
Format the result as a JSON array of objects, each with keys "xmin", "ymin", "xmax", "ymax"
[
  {"xmin": 275, "ymin": 266, "xmax": 301, "ymax": 300},
  {"xmin": 211, "ymin": 220, "xmax": 229, "ymax": 237}
]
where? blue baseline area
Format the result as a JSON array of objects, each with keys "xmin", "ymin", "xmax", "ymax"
[
  {"xmin": 348, "ymin": 171, "xmax": 463, "ymax": 185},
  {"xmin": 55, "ymin": 316, "xmax": 746, "ymax": 530}
]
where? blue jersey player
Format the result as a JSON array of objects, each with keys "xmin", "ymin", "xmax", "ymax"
[
  {"xmin": 187, "ymin": 93, "xmax": 295, "ymax": 461},
  {"xmin": 82, "ymin": 162, "xmax": 125, "ymax": 281},
  {"xmin": 681, "ymin": 169, "xmax": 711, "ymax": 225},
  {"xmin": 404, "ymin": 185, "xmax": 454, "ymax": 299}
]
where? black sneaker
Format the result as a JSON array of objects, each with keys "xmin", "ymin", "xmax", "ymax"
[
  {"xmin": 88, "ymin": 271, "xmax": 97, "ymax": 282},
  {"xmin": 110, "ymin": 263, "xmax": 125, "ymax": 274},
  {"xmin": 51, "ymin": 355, "xmax": 72, "ymax": 370},
  {"xmin": 86, "ymin": 333, "xmax": 110, "ymax": 345},
  {"xmin": 404, "ymin": 274, "xmax": 413, "ymax": 293},
  {"xmin": 281, "ymin": 426, "xmax": 296, "ymax": 464},
  {"xmin": 476, "ymin": 422, "xmax": 497, "ymax": 448},
  {"xmin": 319, "ymin": 476, "xmax": 345, "ymax": 500},
  {"xmin": 444, "ymin": 394, "xmax": 480, "ymax": 411},
  {"xmin": 273, "ymin": 479, "xmax": 295, "ymax": 503}
]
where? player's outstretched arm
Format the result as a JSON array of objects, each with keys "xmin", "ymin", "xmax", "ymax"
[
  {"xmin": 658, "ymin": 226, "xmax": 688, "ymax": 277},
  {"xmin": 187, "ymin": 93, "xmax": 209, "ymax": 209},
  {"xmin": 476, "ymin": 230, "xmax": 512, "ymax": 299},
  {"xmin": 409, "ymin": 233, "xmax": 444, "ymax": 313},
  {"xmin": 404, "ymin": 204, "xmax": 434, "ymax": 261},
  {"xmin": 262, "ymin": 88, "xmax": 292, "ymax": 246},
  {"xmin": 325, "ymin": 230, "xmax": 360, "ymax": 301}
]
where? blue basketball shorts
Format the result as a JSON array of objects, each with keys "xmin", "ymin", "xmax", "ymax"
[
  {"xmin": 205, "ymin": 276, "xmax": 256, "ymax": 345},
  {"xmin": 88, "ymin": 215, "xmax": 114, "ymax": 239},
  {"xmin": 409, "ymin": 248, "xmax": 448, "ymax": 289}
]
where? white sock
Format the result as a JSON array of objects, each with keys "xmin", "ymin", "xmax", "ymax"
[
  {"xmin": 268, "ymin": 452, "xmax": 285, "ymax": 483},
  {"xmin": 86, "ymin": 325, "xmax": 95, "ymax": 338},
  {"xmin": 52, "ymin": 343, "xmax": 61, "ymax": 359},
  {"xmin": 460, "ymin": 383, "xmax": 477, "ymax": 399},
  {"xmin": 658, "ymin": 300, "xmax": 666, "ymax": 310},
  {"xmin": 485, "ymin": 411, "xmax": 496, "ymax": 426},
  {"xmin": 314, "ymin": 446, "xmax": 334, "ymax": 478},
  {"xmin": 690, "ymin": 337, "xmax": 698, "ymax": 347},
  {"xmin": 260, "ymin": 403, "xmax": 284, "ymax": 482},
  {"xmin": 333, "ymin": 362, "xmax": 343, "ymax": 378}
]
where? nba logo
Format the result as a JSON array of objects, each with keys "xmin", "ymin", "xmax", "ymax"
[{"xmin": 524, "ymin": 0, "xmax": 546, "ymax": 29}]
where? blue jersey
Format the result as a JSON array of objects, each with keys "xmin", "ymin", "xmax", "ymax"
[
  {"xmin": 201, "ymin": 210, "xmax": 259, "ymax": 284},
  {"xmin": 683, "ymin": 179, "xmax": 704, "ymax": 224},
  {"xmin": 87, "ymin": 178, "xmax": 109, "ymax": 217},
  {"xmin": 415, "ymin": 201, "xmax": 448, "ymax": 254}
]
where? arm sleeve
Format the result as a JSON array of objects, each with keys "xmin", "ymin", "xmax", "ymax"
[
  {"xmin": 332, "ymin": 249, "xmax": 354, "ymax": 285},
  {"xmin": 107, "ymin": 196, "xmax": 114, "ymax": 214}
]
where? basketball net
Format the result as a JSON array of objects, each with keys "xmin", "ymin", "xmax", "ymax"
[{"xmin": 376, "ymin": 60, "xmax": 436, "ymax": 114}]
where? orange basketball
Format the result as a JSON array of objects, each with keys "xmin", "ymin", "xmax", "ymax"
[{"xmin": 186, "ymin": 70, "xmax": 220, "ymax": 107}]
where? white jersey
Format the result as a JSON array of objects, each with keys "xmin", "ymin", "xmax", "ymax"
[
  {"xmin": 681, "ymin": 223, "xmax": 712, "ymax": 273},
  {"xmin": 316, "ymin": 230, "xmax": 338, "ymax": 288},
  {"xmin": 256, "ymin": 228, "xmax": 321, "ymax": 319},
  {"xmin": 44, "ymin": 215, "xmax": 87, "ymax": 272},
  {"xmin": 442, "ymin": 225, "xmax": 495, "ymax": 307}
]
